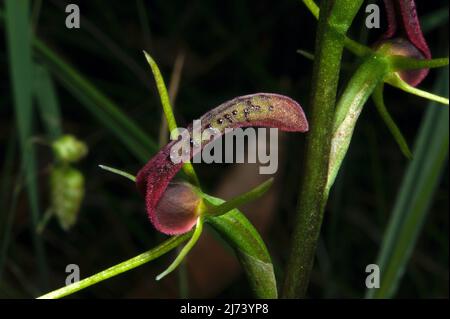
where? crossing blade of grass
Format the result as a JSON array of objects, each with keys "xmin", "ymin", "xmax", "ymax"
[
  {"xmin": 4, "ymin": 0, "xmax": 48, "ymax": 289},
  {"xmin": 34, "ymin": 64, "xmax": 62, "ymax": 141},
  {"xmin": 366, "ymin": 67, "xmax": 449, "ymax": 299},
  {"xmin": 33, "ymin": 39, "xmax": 158, "ymax": 162}
]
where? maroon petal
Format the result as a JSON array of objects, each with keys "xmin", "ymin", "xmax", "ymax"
[
  {"xmin": 136, "ymin": 93, "xmax": 308, "ymax": 235},
  {"xmin": 395, "ymin": 0, "xmax": 431, "ymax": 59},
  {"xmin": 154, "ymin": 182, "xmax": 201, "ymax": 235},
  {"xmin": 381, "ymin": 38, "xmax": 429, "ymax": 87},
  {"xmin": 381, "ymin": 0, "xmax": 431, "ymax": 86}
]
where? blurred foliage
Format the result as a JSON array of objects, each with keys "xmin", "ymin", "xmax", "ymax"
[{"xmin": 0, "ymin": 0, "xmax": 448, "ymax": 298}]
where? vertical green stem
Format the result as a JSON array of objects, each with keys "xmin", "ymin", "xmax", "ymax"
[{"xmin": 282, "ymin": 0, "xmax": 364, "ymax": 298}]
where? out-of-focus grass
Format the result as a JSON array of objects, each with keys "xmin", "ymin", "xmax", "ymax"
[
  {"xmin": 366, "ymin": 67, "xmax": 449, "ymax": 299},
  {"xmin": 34, "ymin": 39, "xmax": 158, "ymax": 162},
  {"xmin": 4, "ymin": 0, "xmax": 48, "ymax": 289},
  {"xmin": 34, "ymin": 65, "xmax": 63, "ymax": 141},
  {"xmin": 422, "ymin": 5, "xmax": 449, "ymax": 34}
]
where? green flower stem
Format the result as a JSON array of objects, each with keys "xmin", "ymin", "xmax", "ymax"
[
  {"xmin": 37, "ymin": 232, "xmax": 192, "ymax": 299},
  {"xmin": 143, "ymin": 51, "xmax": 200, "ymax": 187},
  {"xmin": 283, "ymin": 0, "xmax": 364, "ymax": 298},
  {"xmin": 301, "ymin": 0, "xmax": 372, "ymax": 57},
  {"xmin": 372, "ymin": 84, "xmax": 413, "ymax": 159},
  {"xmin": 326, "ymin": 55, "xmax": 389, "ymax": 194}
]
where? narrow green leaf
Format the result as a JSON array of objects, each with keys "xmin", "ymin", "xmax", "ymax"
[
  {"xmin": 5, "ymin": 0, "xmax": 48, "ymax": 288},
  {"xmin": 372, "ymin": 84, "xmax": 413, "ymax": 159},
  {"xmin": 366, "ymin": 68, "xmax": 449, "ymax": 299},
  {"xmin": 327, "ymin": 54, "xmax": 389, "ymax": 194},
  {"xmin": 37, "ymin": 232, "xmax": 193, "ymax": 299},
  {"xmin": 296, "ymin": 49, "xmax": 315, "ymax": 61},
  {"xmin": 302, "ymin": 0, "xmax": 319, "ymax": 19},
  {"xmin": 98, "ymin": 165, "xmax": 136, "ymax": 182},
  {"xmin": 143, "ymin": 51, "xmax": 200, "ymax": 186},
  {"xmin": 203, "ymin": 178, "xmax": 274, "ymax": 217},
  {"xmin": 203, "ymin": 194, "xmax": 277, "ymax": 299},
  {"xmin": 386, "ymin": 73, "xmax": 449, "ymax": 105},
  {"xmin": 389, "ymin": 56, "xmax": 448, "ymax": 71},
  {"xmin": 143, "ymin": 51, "xmax": 178, "ymax": 133}
]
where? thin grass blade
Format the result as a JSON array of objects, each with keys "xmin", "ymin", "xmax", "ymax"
[
  {"xmin": 366, "ymin": 68, "xmax": 449, "ymax": 299},
  {"xmin": 5, "ymin": 0, "xmax": 48, "ymax": 289},
  {"xmin": 34, "ymin": 64, "xmax": 63, "ymax": 141}
]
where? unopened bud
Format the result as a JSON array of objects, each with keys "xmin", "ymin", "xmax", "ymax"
[
  {"xmin": 376, "ymin": 38, "xmax": 428, "ymax": 87},
  {"xmin": 52, "ymin": 135, "xmax": 88, "ymax": 163},
  {"xmin": 153, "ymin": 182, "xmax": 203, "ymax": 235}
]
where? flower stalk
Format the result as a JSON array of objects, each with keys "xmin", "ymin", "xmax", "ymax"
[{"xmin": 283, "ymin": 0, "xmax": 364, "ymax": 298}]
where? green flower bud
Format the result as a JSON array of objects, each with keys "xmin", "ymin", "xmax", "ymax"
[
  {"xmin": 52, "ymin": 135, "xmax": 88, "ymax": 163},
  {"xmin": 50, "ymin": 165, "xmax": 85, "ymax": 230}
]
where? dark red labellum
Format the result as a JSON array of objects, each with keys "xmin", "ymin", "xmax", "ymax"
[
  {"xmin": 136, "ymin": 93, "xmax": 308, "ymax": 235},
  {"xmin": 381, "ymin": 0, "xmax": 431, "ymax": 86}
]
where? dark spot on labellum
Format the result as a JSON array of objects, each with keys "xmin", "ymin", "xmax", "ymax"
[
  {"xmin": 243, "ymin": 108, "xmax": 250, "ymax": 121},
  {"xmin": 232, "ymin": 110, "xmax": 238, "ymax": 116},
  {"xmin": 268, "ymin": 105, "xmax": 274, "ymax": 111},
  {"xmin": 217, "ymin": 118, "xmax": 224, "ymax": 124},
  {"xmin": 245, "ymin": 100, "xmax": 254, "ymax": 109},
  {"xmin": 224, "ymin": 114, "xmax": 233, "ymax": 123}
]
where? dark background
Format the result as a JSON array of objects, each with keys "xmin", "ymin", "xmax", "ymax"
[{"xmin": 0, "ymin": 0, "xmax": 448, "ymax": 298}]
